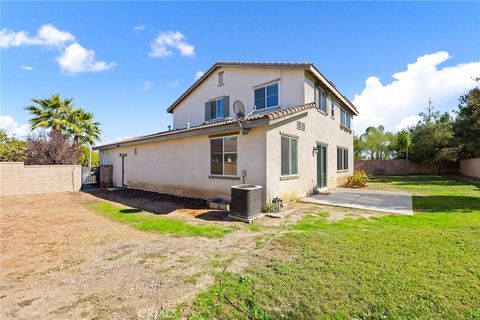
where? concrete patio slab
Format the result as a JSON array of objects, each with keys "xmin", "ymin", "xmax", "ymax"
[{"xmin": 300, "ymin": 188, "xmax": 413, "ymax": 215}]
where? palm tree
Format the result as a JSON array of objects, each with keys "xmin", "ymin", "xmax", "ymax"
[
  {"xmin": 67, "ymin": 108, "xmax": 101, "ymax": 147},
  {"xmin": 25, "ymin": 94, "xmax": 101, "ymax": 149},
  {"xmin": 24, "ymin": 94, "xmax": 75, "ymax": 134}
]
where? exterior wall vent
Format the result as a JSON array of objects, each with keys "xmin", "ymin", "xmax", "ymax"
[{"xmin": 297, "ymin": 121, "xmax": 305, "ymax": 131}]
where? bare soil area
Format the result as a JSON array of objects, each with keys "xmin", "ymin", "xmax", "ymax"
[
  {"xmin": 0, "ymin": 189, "xmax": 376, "ymax": 319},
  {"xmin": 0, "ymin": 191, "xmax": 272, "ymax": 319}
]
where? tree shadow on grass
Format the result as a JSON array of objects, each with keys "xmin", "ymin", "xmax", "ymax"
[
  {"xmin": 369, "ymin": 175, "xmax": 469, "ymax": 187},
  {"xmin": 413, "ymin": 195, "xmax": 480, "ymax": 213}
]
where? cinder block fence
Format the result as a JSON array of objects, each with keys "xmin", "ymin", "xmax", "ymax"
[
  {"xmin": 459, "ymin": 158, "xmax": 480, "ymax": 178},
  {"xmin": 0, "ymin": 162, "xmax": 81, "ymax": 196}
]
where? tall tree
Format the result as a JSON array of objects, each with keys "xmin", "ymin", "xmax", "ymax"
[
  {"xmin": 392, "ymin": 130, "xmax": 412, "ymax": 159},
  {"xmin": 0, "ymin": 129, "xmax": 27, "ymax": 162},
  {"xmin": 353, "ymin": 136, "xmax": 364, "ymax": 160},
  {"xmin": 454, "ymin": 83, "xmax": 480, "ymax": 158},
  {"xmin": 409, "ymin": 111, "xmax": 458, "ymax": 173},
  {"xmin": 359, "ymin": 125, "xmax": 394, "ymax": 160}
]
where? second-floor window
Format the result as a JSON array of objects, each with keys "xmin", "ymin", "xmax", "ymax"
[
  {"xmin": 341, "ymin": 109, "xmax": 352, "ymax": 129},
  {"xmin": 314, "ymin": 84, "xmax": 327, "ymax": 113},
  {"xmin": 255, "ymin": 82, "xmax": 279, "ymax": 109},
  {"xmin": 331, "ymin": 99, "xmax": 335, "ymax": 117},
  {"xmin": 210, "ymin": 98, "xmax": 224, "ymax": 119}
]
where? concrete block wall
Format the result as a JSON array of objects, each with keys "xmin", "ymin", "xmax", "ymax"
[
  {"xmin": 459, "ymin": 158, "xmax": 480, "ymax": 178},
  {"xmin": 0, "ymin": 162, "xmax": 81, "ymax": 196}
]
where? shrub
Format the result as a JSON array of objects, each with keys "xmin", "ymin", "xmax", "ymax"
[{"xmin": 343, "ymin": 170, "xmax": 368, "ymax": 188}]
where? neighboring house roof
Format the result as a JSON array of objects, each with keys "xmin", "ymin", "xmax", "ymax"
[
  {"xmin": 94, "ymin": 102, "xmax": 317, "ymax": 151},
  {"xmin": 166, "ymin": 61, "xmax": 358, "ymax": 115}
]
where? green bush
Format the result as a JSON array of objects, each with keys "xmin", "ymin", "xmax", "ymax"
[{"xmin": 343, "ymin": 170, "xmax": 368, "ymax": 188}]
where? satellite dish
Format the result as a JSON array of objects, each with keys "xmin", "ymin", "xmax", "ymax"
[{"xmin": 233, "ymin": 100, "xmax": 246, "ymax": 120}]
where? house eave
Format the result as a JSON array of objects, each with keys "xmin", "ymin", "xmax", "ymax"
[{"xmin": 93, "ymin": 119, "xmax": 269, "ymax": 151}]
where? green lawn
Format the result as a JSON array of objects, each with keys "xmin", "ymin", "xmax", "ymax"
[
  {"xmin": 175, "ymin": 175, "xmax": 480, "ymax": 319},
  {"xmin": 89, "ymin": 202, "xmax": 233, "ymax": 238}
]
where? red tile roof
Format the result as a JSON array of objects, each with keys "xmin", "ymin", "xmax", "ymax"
[{"xmin": 94, "ymin": 103, "xmax": 317, "ymax": 150}]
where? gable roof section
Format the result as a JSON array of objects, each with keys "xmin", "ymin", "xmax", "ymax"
[
  {"xmin": 166, "ymin": 61, "xmax": 358, "ymax": 115},
  {"xmin": 94, "ymin": 102, "xmax": 316, "ymax": 150}
]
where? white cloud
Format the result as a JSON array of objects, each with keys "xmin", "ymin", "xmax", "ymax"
[
  {"xmin": 150, "ymin": 31, "xmax": 195, "ymax": 58},
  {"xmin": 133, "ymin": 25, "xmax": 145, "ymax": 35},
  {"xmin": 396, "ymin": 115, "xmax": 422, "ymax": 131},
  {"xmin": 143, "ymin": 81, "xmax": 153, "ymax": 91},
  {"xmin": 195, "ymin": 71, "xmax": 204, "ymax": 80},
  {"xmin": 0, "ymin": 24, "xmax": 74, "ymax": 49},
  {"xmin": 2, "ymin": 24, "xmax": 115, "ymax": 75},
  {"xmin": 36, "ymin": 24, "xmax": 75, "ymax": 47},
  {"xmin": 56, "ymin": 43, "xmax": 116, "ymax": 74},
  {"xmin": 21, "ymin": 65, "xmax": 34, "ymax": 71},
  {"xmin": 353, "ymin": 51, "xmax": 480, "ymax": 133},
  {"xmin": 0, "ymin": 115, "xmax": 30, "ymax": 137}
]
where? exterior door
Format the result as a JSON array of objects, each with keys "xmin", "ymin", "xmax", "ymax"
[{"xmin": 317, "ymin": 145, "xmax": 327, "ymax": 189}]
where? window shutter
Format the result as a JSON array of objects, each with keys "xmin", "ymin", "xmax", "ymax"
[
  {"xmin": 223, "ymin": 96, "xmax": 230, "ymax": 118},
  {"xmin": 205, "ymin": 101, "xmax": 211, "ymax": 121}
]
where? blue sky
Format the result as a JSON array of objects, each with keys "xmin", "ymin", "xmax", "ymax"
[{"xmin": 1, "ymin": 1, "xmax": 479, "ymax": 143}]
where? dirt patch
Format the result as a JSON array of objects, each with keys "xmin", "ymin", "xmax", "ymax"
[
  {"xmin": 0, "ymin": 191, "xmax": 267, "ymax": 319},
  {"xmin": 0, "ymin": 189, "xmax": 386, "ymax": 319}
]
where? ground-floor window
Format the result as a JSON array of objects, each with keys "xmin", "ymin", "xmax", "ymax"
[
  {"xmin": 281, "ymin": 136, "xmax": 298, "ymax": 176},
  {"xmin": 337, "ymin": 147, "xmax": 349, "ymax": 171},
  {"xmin": 210, "ymin": 136, "xmax": 238, "ymax": 176}
]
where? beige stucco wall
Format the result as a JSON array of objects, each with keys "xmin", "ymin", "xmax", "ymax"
[
  {"xmin": 0, "ymin": 162, "xmax": 81, "ymax": 196},
  {"xmin": 459, "ymin": 158, "xmax": 480, "ymax": 178},
  {"xmin": 100, "ymin": 127, "xmax": 267, "ymax": 201},
  {"xmin": 172, "ymin": 66, "xmax": 307, "ymax": 129},
  {"xmin": 265, "ymin": 109, "xmax": 354, "ymax": 202}
]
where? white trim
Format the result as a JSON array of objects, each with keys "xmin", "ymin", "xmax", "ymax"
[
  {"xmin": 209, "ymin": 135, "xmax": 239, "ymax": 177},
  {"xmin": 252, "ymin": 78, "xmax": 281, "ymax": 89},
  {"xmin": 280, "ymin": 135, "xmax": 299, "ymax": 177},
  {"xmin": 254, "ymin": 81, "xmax": 280, "ymax": 110}
]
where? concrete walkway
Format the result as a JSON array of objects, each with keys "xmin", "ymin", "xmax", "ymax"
[{"xmin": 300, "ymin": 188, "xmax": 413, "ymax": 215}]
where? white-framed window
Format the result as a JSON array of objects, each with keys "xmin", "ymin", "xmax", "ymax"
[
  {"xmin": 281, "ymin": 136, "xmax": 298, "ymax": 176},
  {"xmin": 254, "ymin": 82, "xmax": 279, "ymax": 109},
  {"xmin": 210, "ymin": 136, "xmax": 238, "ymax": 176},
  {"xmin": 218, "ymin": 72, "xmax": 224, "ymax": 86},
  {"xmin": 341, "ymin": 108, "xmax": 352, "ymax": 129},
  {"xmin": 337, "ymin": 147, "xmax": 349, "ymax": 171},
  {"xmin": 331, "ymin": 99, "xmax": 335, "ymax": 117},
  {"xmin": 210, "ymin": 98, "xmax": 224, "ymax": 120}
]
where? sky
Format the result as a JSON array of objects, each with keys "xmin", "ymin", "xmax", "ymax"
[{"xmin": 1, "ymin": 1, "xmax": 479, "ymax": 144}]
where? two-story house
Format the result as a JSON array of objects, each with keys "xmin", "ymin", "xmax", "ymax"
[{"xmin": 95, "ymin": 62, "xmax": 358, "ymax": 205}]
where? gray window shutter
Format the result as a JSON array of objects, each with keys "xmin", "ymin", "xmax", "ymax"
[
  {"xmin": 205, "ymin": 101, "xmax": 211, "ymax": 121},
  {"xmin": 223, "ymin": 96, "xmax": 230, "ymax": 118}
]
